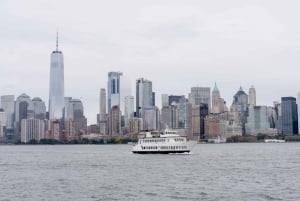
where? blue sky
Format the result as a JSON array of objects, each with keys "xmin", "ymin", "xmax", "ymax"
[{"xmin": 0, "ymin": 0, "xmax": 299, "ymax": 124}]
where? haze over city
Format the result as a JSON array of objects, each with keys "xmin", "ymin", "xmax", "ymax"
[{"xmin": 0, "ymin": 0, "xmax": 299, "ymax": 124}]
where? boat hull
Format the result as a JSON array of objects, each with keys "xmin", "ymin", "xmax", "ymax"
[{"xmin": 132, "ymin": 150, "xmax": 190, "ymax": 154}]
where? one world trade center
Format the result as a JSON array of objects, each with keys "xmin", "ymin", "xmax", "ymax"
[{"xmin": 49, "ymin": 33, "xmax": 64, "ymax": 120}]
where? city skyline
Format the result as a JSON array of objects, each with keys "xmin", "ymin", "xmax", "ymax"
[{"xmin": 0, "ymin": 0, "xmax": 299, "ymax": 124}]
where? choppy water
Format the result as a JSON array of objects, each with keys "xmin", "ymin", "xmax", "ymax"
[{"xmin": 0, "ymin": 143, "xmax": 300, "ymax": 201}]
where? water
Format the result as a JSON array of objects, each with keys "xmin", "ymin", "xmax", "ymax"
[{"xmin": 0, "ymin": 143, "xmax": 300, "ymax": 201}]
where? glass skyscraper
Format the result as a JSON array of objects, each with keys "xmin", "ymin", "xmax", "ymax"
[
  {"xmin": 49, "ymin": 33, "xmax": 64, "ymax": 120},
  {"xmin": 107, "ymin": 72, "xmax": 122, "ymax": 113}
]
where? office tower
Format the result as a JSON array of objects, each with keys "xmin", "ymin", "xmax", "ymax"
[
  {"xmin": 136, "ymin": 78, "xmax": 153, "ymax": 118},
  {"xmin": 124, "ymin": 96, "xmax": 134, "ymax": 127},
  {"xmin": 192, "ymin": 104, "xmax": 209, "ymax": 140},
  {"xmin": 21, "ymin": 118, "xmax": 45, "ymax": 143},
  {"xmin": 281, "ymin": 97, "xmax": 298, "ymax": 135},
  {"xmin": 49, "ymin": 33, "xmax": 64, "ymax": 120},
  {"xmin": 99, "ymin": 88, "xmax": 106, "ymax": 121},
  {"xmin": 169, "ymin": 95, "xmax": 185, "ymax": 106},
  {"xmin": 190, "ymin": 87, "xmax": 211, "ymax": 111},
  {"xmin": 32, "ymin": 97, "xmax": 46, "ymax": 120},
  {"xmin": 143, "ymin": 107, "xmax": 157, "ymax": 130},
  {"xmin": 107, "ymin": 72, "xmax": 123, "ymax": 113},
  {"xmin": 298, "ymin": 92, "xmax": 300, "ymax": 134},
  {"xmin": 211, "ymin": 83, "xmax": 225, "ymax": 114},
  {"xmin": 128, "ymin": 118, "xmax": 143, "ymax": 134},
  {"xmin": 0, "ymin": 109, "xmax": 6, "ymax": 139},
  {"xmin": 178, "ymin": 96, "xmax": 189, "ymax": 129},
  {"xmin": 245, "ymin": 106, "xmax": 270, "ymax": 135},
  {"xmin": 231, "ymin": 87, "xmax": 248, "ymax": 134},
  {"xmin": 0, "ymin": 95, "xmax": 15, "ymax": 138},
  {"xmin": 109, "ymin": 105, "xmax": 121, "ymax": 135},
  {"xmin": 161, "ymin": 94, "xmax": 169, "ymax": 107},
  {"xmin": 248, "ymin": 86, "xmax": 256, "ymax": 107},
  {"xmin": 65, "ymin": 98, "xmax": 87, "ymax": 136},
  {"xmin": 15, "ymin": 94, "xmax": 34, "ymax": 138}
]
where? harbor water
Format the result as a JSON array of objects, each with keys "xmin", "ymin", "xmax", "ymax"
[{"xmin": 0, "ymin": 143, "xmax": 300, "ymax": 201}]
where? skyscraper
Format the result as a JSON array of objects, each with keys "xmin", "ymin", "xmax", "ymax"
[
  {"xmin": 99, "ymin": 88, "xmax": 106, "ymax": 121},
  {"xmin": 281, "ymin": 97, "xmax": 298, "ymax": 135},
  {"xmin": 211, "ymin": 83, "xmax": 225, "ymax": 114},
  {"xmin": 32, "ymin": 97, "xmax": 46, "ymax": 120},
  {"xmin": 107, "ymin": 72, "xmax": 122, "ymax": 113},
  {"xmin": 248, "ymin": 86, "xmax": 256, "ymax": 107},
  {"xmin": 124, "ymin": 96, "xmax": 134, "ymax": 127},
  {"xmin": 49, "ymin": 33, "xmax": 64, "ymax": 120},
  {"xmin": 0, "ymin": 95, "xmax": 15, "ymax": 138},
  {"xmin": 298, "ymin": 92, "xmax": 300, "ymax": 134},
  {"xmin": 190, "ymin": 87, "xmax": 211, "ymax": 111},
  {"xmin": 136, "ymin": 78, "xmax": 153, "ymax": 118}
]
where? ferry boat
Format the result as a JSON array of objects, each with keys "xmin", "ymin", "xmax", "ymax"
[
  {"xmin": 132, "ymin": 130, "xmax": 196, "ymax": 154},
  {"xmin": 264, "ymin": 139, "xmax": 285, "ymax": 143}
]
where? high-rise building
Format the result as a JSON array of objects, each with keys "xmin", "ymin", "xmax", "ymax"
[
  {"xmin": 281, "ymin": 97, "xmax": 298, "ymax": 135},
  {"xmin": 64, "ymin": 98, "xmax": 87, "ymax": 136},
  {"xmin": 190, "ymin": 87, "xmax": 211, "ymax": 111},
  {"xmin": 124, "ymin": 96, "xmax": 134, "ymax": 127},
  {"xmin": 0, "ymin": 95, "xmax": 15, "ymax": 138},
  {"xmin": 0, "ymin": 109, "xmax": 6, "ymax": 139},
  {"xmin": 231, "ymin": 87, "xmax": 248, "ymax": 134},
  {"xmin": 245, "ymin": 106, "xmax": 270, "ymax": 135},
  {"xmin": 109, "ymin": 105, "xmax": 121, "ymax": 135},
  {"xmin": 298, "ymin": 92, "xmax": 300, "ymax": 134},
  {"xmin": 211, "ymin": 83, "xmax": 225, "ymax": 114},
  {"xmin": 99, "ymin": 88, "xmax": 106, "ymax": 121},
  {"xmin": 21, "ymin": 118, "xmax": 45, "ymax": 143},
  {"xmin": 248, "ymin": 86, "xmax": 256, "ymax": 107},
  {"xmin": 32, "ymin": 97, "xmax": 46, "ymax": 120},
  {"xmin": 107, "ymin": 72, "xmax": 122, "ymax": 113},
  {"xmin": 161, "ymin": 94, "xmax": 169, "ymax": 107},
  {"xmin": 49, "ymin": 33, "xmax": 64, "ymax": 120},
  {"xmin": 15, "ymin": 94, "xmax": 34, "ymax": 138},
  {"xmin": 136, "ymin": 78, "xmax": 153, "ymax": 118}
]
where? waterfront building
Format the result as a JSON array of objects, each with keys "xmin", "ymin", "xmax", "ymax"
[
  {"xmin": 65, "ymin": 98, "xmax": 87, "ymax": 137},
  {"xmin": 0, "ymin": 95, "xmax": 15, "ymax": 139},
  {"xmin": 108, "ymin": 105, "xmax": 121, "ymax": 135},
  {"xmin": 107, "ymin": 72, "xmax": 122, "ymax": 113},
  {"xmin": 128, "ymin": 117, "xmax": 143, "ymax": 134},
  {"xmin": 204, "ymin": 112, "xmax": 228, "ymax": 140},
  {"xmin": 190, "ymin": 87, "xmax": 211, "ymax": 111},
  {"xmin": 99, "ymin": 88, "xmax": 106, "ymax": 121},
  {"xmin": 32, "ymin": 97, "xmax": 46, "ymax": 120},
  {"xmin": 161, "ymin": 94, "xmax": 169, "ymax": 107},
  {"xmin": 15, "ymin": 93, "xmax": 34, "ymax": 138},
  {"xmin": 192, "ymin": 104, "xmax": 209, "ymax": 140},
  {"xmin": 298, "ymin": 92, "xmax": 300, "ymax": 134},
  {"xmin": 231, "ymin": 87, "xmax": 248, "ymax": 134},
  {"xmin": 281, "ymin": 97, "xmax": 298, "ymax": 135},
  {"xmin": 49, "ymin": 33, "xmax": 64, "ymax": 120},
  {"xmin": 160, "ymin": 106, "xmax": 171, "ymax": 129},
  {"xmin": 245, "ymin": 106, "xmax": 270, "ymax": 135},
  {"xmin": 124, "ymin": 96, "xmax": 134, "ymax": 127},
  {"xmin": 136, "ymin": 78, "xmax": 153, "ymax": 118},
  {"xmin": 248, "ymin": 86, "xmax": 256, "ymax": 107},
  {"xmin": 21, "ymin": 118, "xmax": 45, "ymax": 143},
  {"xmin": 143, "ymin": 106, "xmax": 157, "ymax": 131},
  {"xmin": 0, "ymin": 109, "xmax": 6, "ymax": 139}
]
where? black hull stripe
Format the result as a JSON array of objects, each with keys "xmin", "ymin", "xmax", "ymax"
[{"xmin": 132, "ymin": 150, "xmax": 190, "ymax": 154}]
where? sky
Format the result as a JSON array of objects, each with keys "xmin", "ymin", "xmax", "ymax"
[{"xmin": 0, "ymin": 0, "xmax": 299, "ymax": 124}]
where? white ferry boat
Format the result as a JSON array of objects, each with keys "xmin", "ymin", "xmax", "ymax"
[
  {"xmin": 132, "ymin": 130, "xmax": 196, "ymax": 154},
  {"xmin": 264, "ymin": 139, "xmax": 285, "ymax": 143}
]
